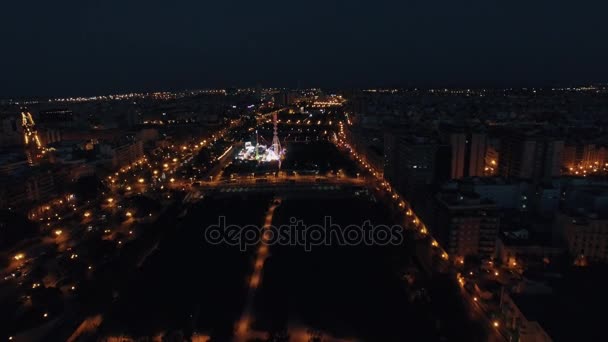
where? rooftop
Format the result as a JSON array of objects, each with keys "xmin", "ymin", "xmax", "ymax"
[{"xmin": 436, "ymin": 190, "xmax": 496, "ymax": 208}]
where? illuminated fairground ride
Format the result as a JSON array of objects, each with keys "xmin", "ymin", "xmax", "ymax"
[{"xmin": 236, "ymin": 112, "xmax": 286, "ymax": 166}]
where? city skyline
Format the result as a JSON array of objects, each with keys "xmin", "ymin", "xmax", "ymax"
[
  {"xmin": 2, "ymin": 83, "xmax": 607, "ymax": 102},
  {"xmin": 1, "ymin": 84, "xmax": 607, "ymax": 341},
  {"xmin": 2, "ymin": 2, "xmax": 608, "ymax": 341}
]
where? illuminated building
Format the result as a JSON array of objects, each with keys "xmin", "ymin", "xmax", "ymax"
[
  {"xmin": 100, "ymin": 139, "xmax": 144, "ymax": 168},
  {"xmin": 0, "ymin": 169, "xmax": 57, "ymax": 209},
  {"xmin": 559, "ymin": 209, "xmax": 608, "ymax": 263},
  {"xmin": 562, "ymin": 143, "xmax": 608, "ymax": 175},
  {"xmin": 430, "ymin": 190, "xmax": 499, "ymax": 259}
]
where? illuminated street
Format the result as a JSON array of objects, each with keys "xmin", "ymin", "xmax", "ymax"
[
  {"xmin": 1, "ymin": 101, "xmax": 495, "ymax": 341},
  {"xmin": 4, "ymin": 77, "xmax": 606, "ymax": 342}
]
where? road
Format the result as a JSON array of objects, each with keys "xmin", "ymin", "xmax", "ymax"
[{"xmin": 459, "ymin": 285, "xmax": 508, "ymax": 342}]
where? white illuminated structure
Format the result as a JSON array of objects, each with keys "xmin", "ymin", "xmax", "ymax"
[
  {"xmin": 236, "ymin": 113, "xmax": 285, "ymax": 164},
  {"xmin": 236, "ymin": 141, "xmax": 281, "ymax": 162}
]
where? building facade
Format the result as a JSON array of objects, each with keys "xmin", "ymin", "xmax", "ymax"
[
  {"xmin": 559, "ymin": 211, "xmax": 608, "ymax": 263},
  {"xmin": 431, "ymin": 191, "xmax": 500, "ymax": 259}
]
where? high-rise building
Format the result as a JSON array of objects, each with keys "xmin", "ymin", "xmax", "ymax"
[
  {"xmin": 255, "ymin": 84, "xmax": 262, "ymax": 101},
  {"xmin": 562, "ymin": 143, "xmax": 608, "ymax": 171},
  {"xmin": 484, "ymin": 138, "xmax": 500, "ymax": 176},
  {"xmin": 430, "ymin": 190, "xmax": 500, "ymax": 259},
  {"xmin": 273, "ymin": 91, "xmax": 298, "ymax": 106},
  {"xmin": 0, "ymin": 169, "xmax": 57, "ymax": 209},
  {"xmin": 100, "ymin": 140, "xmax": 144, "ymax": 169},
  {"xmin": 448, "ymin": 132, "xmax": 487, "ymax": 179},
  {"xmin": 499, "ymin": 133, "xmax": 563, "ymax": 181},
  {"xmin": 126, "ymin": 109, "xmax": 142, "ymax": 128},
  {"xmin": 37, "ymin": 109, "xmax": 74, "ymax": 127},
  {"xmin": 384, "ymin": 130, "xmax": 446, "ymax": 200},
  {"xmin": 558, "ymin": 211, "xmax": 608, "ymax": 263},
  {"xmin": 39, "ymin": 127, "xmax": 62, "ymax": 146}
]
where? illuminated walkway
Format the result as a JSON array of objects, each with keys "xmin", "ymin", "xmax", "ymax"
[{"xmin": 234, "ymin": 198, "xmax": 281, "ymax": 341}]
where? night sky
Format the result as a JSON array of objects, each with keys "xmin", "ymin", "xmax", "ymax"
[{"xmin": 2, "ymin": 0, "xmax": 607, "ymax": 96}]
